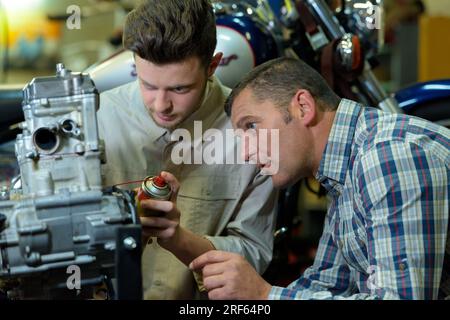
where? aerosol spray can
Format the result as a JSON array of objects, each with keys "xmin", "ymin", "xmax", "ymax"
[{"xmin": 136, "ymin": 175, "xmax": 172, "ymax": 216}]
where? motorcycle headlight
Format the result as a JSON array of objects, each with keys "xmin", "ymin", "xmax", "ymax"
[{"xmin": 334, "ymin": 0, "xmax": 385, "ymax": 58}]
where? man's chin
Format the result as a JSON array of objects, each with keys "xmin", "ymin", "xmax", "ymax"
[
  {"xmin": 150, "ymin": 114, "xmax": 180, "ymax": 129},
  {"xmin": 155, "ymin": 121, "xmax": 177, "ymax": 129},
  {"xmin": 271, "ymin": 172, "xmax": 300, "ymax": 189}
]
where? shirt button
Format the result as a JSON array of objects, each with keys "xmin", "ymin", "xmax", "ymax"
[{"xmin": 399, "ymin": 263, "xmax": 406, "ymax": 271}]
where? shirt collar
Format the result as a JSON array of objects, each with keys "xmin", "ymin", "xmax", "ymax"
[{"xmin": 315, "ymin": 99, "xmax": 362, "ymax": 193}]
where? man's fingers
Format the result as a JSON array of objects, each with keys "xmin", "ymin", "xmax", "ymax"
[
  {"xmin": 140, "ymin": 216, "xmax": 174, "ymax": 228},
  {"xmin": 207, "ymin": 287, "xmax": 229, "ymax": 300},
  {"xmin": 203, "ymin": 274, "xmax": 226, "ymax": 291},
  {"xmin": 142, "ymin": 229, "xmax": 158, "ymax": 238},
  {"xmin": 189, "ymin": 250, "xmax": 237, "ymax": 271},
  {"xmin": 202, "ymin": 262, "xmax": 226, "ymax": 278},
  {"xmin": 160, "ymin": 171, "xmax": 180, "ymax": 200},
  {"xmin": 140, "ymin": 198, "xmax": 174, "ymax": 212}
]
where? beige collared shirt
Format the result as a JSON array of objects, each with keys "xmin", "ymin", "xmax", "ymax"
[{"xmin": 97, "ymin": 76, "xmax": 277, "ymax": 299}]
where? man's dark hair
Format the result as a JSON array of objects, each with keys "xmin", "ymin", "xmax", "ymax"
[
  {"xmin": 225, "ymin": 57, "xmax": 341, "ymax": 119},
  {"xmin": 123, "ymin": 0, "xmax": 216, "ymax": 67}
]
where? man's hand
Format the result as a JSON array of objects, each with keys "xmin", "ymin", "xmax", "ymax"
[
  {"xmin": 189, "ymin": 250, "xmax": 272, "ymax": 300},
  {"xmin": 140, "ymin": 171, "xmax": 181, "ymax": 249}
]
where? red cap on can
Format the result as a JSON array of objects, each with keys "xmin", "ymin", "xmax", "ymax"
[{"xmin": 153, "ymin": 175, "xmax": 166, "ymax": 187}]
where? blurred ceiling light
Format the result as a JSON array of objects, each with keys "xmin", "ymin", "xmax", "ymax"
[{"xmin": 1, "ymin": 0, "xmax": 42, "ymax": 12}]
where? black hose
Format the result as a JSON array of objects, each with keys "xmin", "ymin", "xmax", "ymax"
[
  {"xmin": 0, "ymin": 85, "xmax": 24, "ymax": 128},
  {"xmin": 0, "ymin": 126, "xmax": 20, "ymax": 144}
]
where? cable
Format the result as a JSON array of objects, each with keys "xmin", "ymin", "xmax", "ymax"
[
  {"xmin": 112, "ymin": 179, "xmax": 144, "ymax": 187},
  {"xmin": 107, "ymin": 185, "xmax": 139, "ymax": 225}
]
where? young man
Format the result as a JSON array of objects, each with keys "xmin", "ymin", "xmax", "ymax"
[
  {"xmin": 96, "ymin": 0, "xmax": 277, "ymax": 299},
  {"xmin": 190, "ymin": 57, "xmax": 450, "ymax": 300}
]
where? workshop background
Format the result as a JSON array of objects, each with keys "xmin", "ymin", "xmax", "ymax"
[{"xmin": 1, "ymin": 0, "xmax": 449, "ymax": 287}]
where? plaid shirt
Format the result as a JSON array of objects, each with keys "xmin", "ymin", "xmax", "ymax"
[{"xmin": 269, "ymin": 99, "xmax": 450, "ymax": 300}]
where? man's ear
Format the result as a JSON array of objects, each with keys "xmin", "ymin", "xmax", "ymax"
[
  {"xmin": 289, "ymin": 89, "xmax": 317, "ymax": 126},
  {"xmin": 207, "ymin": 52, "xmax": 223, "ymax": 77}
]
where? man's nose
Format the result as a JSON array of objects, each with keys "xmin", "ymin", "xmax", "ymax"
[
  {"xmin": 240, "ymin": 134, "xmax": 256, "ymax": 163},
  {"xmin": 154, "ymin": 90, "xmax": 171, "ymax": 113}
]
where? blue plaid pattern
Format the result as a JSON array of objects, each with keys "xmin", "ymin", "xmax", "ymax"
[{"xmin": 269, "ymin": 99, "xmax": 450, "ymax": 299}]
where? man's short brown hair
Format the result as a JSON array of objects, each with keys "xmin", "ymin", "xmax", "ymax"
[
  {"xmin": 225, "ymin": 57, "xmax": 341, "ymax": 119},
  {"xmin": 123, "ymin": 0, "xmax": 216, "ymax": 67}
]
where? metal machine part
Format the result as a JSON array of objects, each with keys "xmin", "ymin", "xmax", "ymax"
[
  {"xmin": 336, "ymin": 33, "xmax": 356, "ymax": 71},
  {"xmin": 0, "ymin": 64, "xmax": 141, "ymax": 299}
]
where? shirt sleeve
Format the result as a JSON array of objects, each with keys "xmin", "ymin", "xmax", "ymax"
[
  {"xmin": 354, "ymin": 140, "xmax": 449, "ymax": 299},
  {"xmin": 268, "ymin": 210, "xmax": 374, "ymax": 300},
  {"xmin": 204, "ymin": 173, "xmax": 278, "ymax": 274}
]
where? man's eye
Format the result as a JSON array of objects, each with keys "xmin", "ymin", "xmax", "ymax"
[
  {"xmin": 173, "ymin": 87, "xmax": 188, "ymax": 93},
  {"xmin": 246, "ymin": 122, "xmax": 257, "ymax": 130},
  {"xmin": 143, "ymin": 83, "xmax": 156, "ymax": 90}
]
